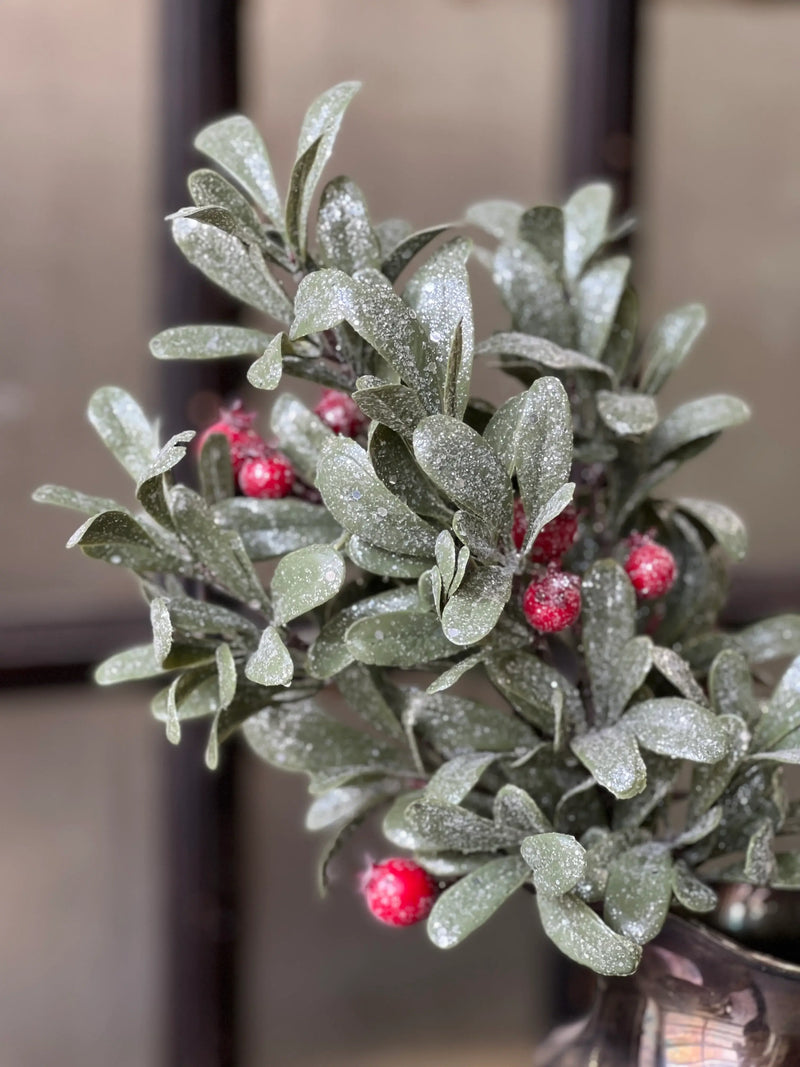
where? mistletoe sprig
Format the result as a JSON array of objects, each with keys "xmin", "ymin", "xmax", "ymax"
[{"xmin": 36, "ymin": 83, "xmax": 800, "ymax": 976}]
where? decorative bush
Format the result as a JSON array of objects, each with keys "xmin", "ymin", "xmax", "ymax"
[{"xmin": 36, "ymin": 83, "xmax": 800, "ymax": 976}]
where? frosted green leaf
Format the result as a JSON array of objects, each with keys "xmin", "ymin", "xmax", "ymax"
[
  {"xmin": 571, "ymin": 725, "xmax": 646, "ymax": 800},
  {"xmin": 576, "ymin": 256, "xmax": 630, "ymax": 360},
  {"xmin": 736, "ymin": 615, "xmax": 800, "ymax": 666},
  {"xmin": 408, "ymin": 689, "xmax": 536, "ymax": 757},
  {"xmin": 285, "ymin": 135, "xmax": 322, "ymax": 258},
  {"xmin": 246, "ymin": 333, "xmax": 283, "ymax": 390},
  {"xmin": 672, "ymin": 805, "xmax": 722, "ymax": 848},
  {"xmin": 624, "ymin": 698, "xmax": 729, "ymax": 762},
  {"xmin": 523, "ymin": 484, "xmax": 576, "ymax": 558},
  {"xmin": 347, "ymin": 537, "xmax": 430, "ymax": 579},
  {"xmin": 493, "ymin": 785, "xmax": 551, "ymax": 835},
  {"xmin": 607, "ymin": 636, "xmax": 652, "ymax": 722},
  {"xmin": 353, "ymin": 379, "xmax": 429, "ymax": 436},
  {"xmin": 426, "ymin": 653, "xmax": 484, "ymax": 694},
  {"xmin": 424, "ymin": 753, "xmax": 496, "ymax": 806},
  {"xmin": 582, "ymin": 560, "xmax": 636, "ymax": 721},
  {"xmin": 674, "ymin": 497, "xmax": 748, "ymax": 562},
  {"xmin": 416, "ymin": 853, "xmax": 498, "ymax": 878},
  {"xmin": 485, "ymin": 650, "xmax": 584, "ymax": 736},
  {"xmin": 382, "ymin": 792, "xmax": 425, "ymax": 849},
  {"xmin": 562, "ymin": 182, "xmax": 613, "ymax": 282},
  {"xmin": 67, "ymin": 510, "xmax": 162, "ymax": 556},
  {"xmin": 602, "ymin": 286, "xmax": 639, "ymax": 379},
  {"xmin": 95, "ymin": 644, "xmax": 165, "ymax": 685},
  {"xmin": 650, "ymin": 646, "xmax": 707, "ymax": 704},
  {"xmin": 33, "ymin": 484, "xmax": 119, "ymax": 517},
  {"xmin": 494, "ymin": 241, "xmax": 575, "ymax": 348},
  {"xmin": 672, "ymin": 861, "xmax": 717, "ymax": 913},
  {"xmin": 334, "ymin": 662, "xmax": 404, "ymax": 740},
  {"xmin": 165, "ymin": 677, "xmax": 182, "ymax": 745},
  {"xmin": 149, "ymin": 597, "xmax": 173, "ymax": 665},
  {"xmin": 640, "ymin": 303, "xmax": 707, "ymax": 395},
  {"xmin": 317, "ymin": 177, "xmax": 380, "ymax": 274},
  {"xmin": 413, "ymin": 415, "xmax": 511, "ymax": 534},
  {"xmin": 215, "ymin": 643, "xmax": 238, "ymax": 709},
  {"xmin": 345, "ymin": 611, "xmax": 460, "ymax": 668},
  {"xmin": 245, "ymin": 626, "xmax": 293, "ymax": 688},
  {"xmin": 476, "ymin": 332, "xmax": 612, "ymax": 379},
  {"xmin": 305, "ymin": 783, "xmax": 390, "ymax": 832},
  {"xmin": 151, "ymin": 672, "xmax": 220, "ymax": 725},
  {"xmin": 604, "ymin": 845, "xmax": 672, "ymax": 944},
  {"xmin": 149, "ymin": 325, "xmax": 272, "ymax": 361},
  {"xmin": 427, "ymin": 855, "xmax": 530, "ymax": 949},
  {"xmin": 537, "ymin": 892, "xmax": 642, "ymax": 977},
  {"xmin": 518, "ymin": 205, "xmax": 564, "ymax": 271},
  {"xmin": 168, "ymin": 204, "xmax": 246, "ymax": 238},
  {"xmin": 464, "ymin": 199, "xmax": 523, "ymax": 241},
  {"xmin": 136, "ymin": 430, "xmax": 196, "ymax": 528},
  {"xmin": 270, "ymin": 392, "xmax": 334, "ymax": 484},
  {"xmin": 440, "ymin": 565, "xmax": 512, "ymax": 646},
  {"xmin": 188, "ymin": 168, "xmax": 265, "ymax": 245},
  {"xmin": 744, "ymin": 819, "xmax": 776, "ymax": 885},
  {"xmin": 375, "ymin": 218, "xmax": 412, "ymax": 256},
  {"xmin": 688, "ymin": 714, "xmax": 751, "ymax": 820},
  {"xmin": 611, "ymin": 754, "xmax": 677, "ymax": 831},
  {"xmin": 752, "ymin": 654, "xmax": 800, "ymax": 752},
  {"xmin": 271, "ymin": 545, "xmax": 345, "ymax": 626},
  {"xmin": 435, "ymin": 531, "xmax": 457, "ymax": 593},
  {"xmin": 522, "ymin": 832, "xmax": 586, "ymax": 896},
  {"xmin": 596, "ymin": 391, "xmax": 658, "ymax": 437},
  {"xmin": 405, "ymin": 799, "xmax": 517, "ymax": 853},
  {"xmin": 214, "ymin": 496, "xmax": 340, "ymax": 560},
  {"xmin": 194, "ymin": 114, "xmax": 283, "ymax": 227},
  {"xmin": 369, "ymin": 424, "xmax": 450, "ymax": 523},
  {"xmin": 317, "ymin": 437, "xmax": 438, "ymax": 557},
  {"xmin": 451, "ymin": 511, "xmax": 501, "ymax": 565},
  {"xmin": 88, "ymin": 387, "xmax": 158, "ymax": 482},
  {"xmin": 515, "ymin": 377, "xmax": 572, "ymax": 540},
  {"xmin": 307, "ymin": 586, "xmax": 419, "ymax": 679},
  {"xmin": 404, "ymin": 237, "xmax": 474, "ymax": 418},
  {"xmin": 648, "ymin": 394, "xmax": 750, "ymax": 466},
  {"xmin": 160, "ymin": 596, "xmax": 259, "ymax": 643},
  {"xmin": 198, "ymin": 433, "xmax": 235, "ymax": 504},
  {"xmin": 381, "ymin": 224, "xmax": 450, "ymax": 283},
  {"xmin": 171, "ymin": 217, "xmax": 292, "ymax": 320}
]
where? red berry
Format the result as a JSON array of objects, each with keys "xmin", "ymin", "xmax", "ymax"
[
  {"xmin": 362, "ymin": 858, "xmax": 439, "ymax": 928},
  {"xmin": 314, "ymin": 389, "xmax": 368, "ymax": 437},
  {"xmin": 512, "ymin": 499, "xmax": 579, "ymax": 563},
  {"xmin": 197, "ymin": 402, "xmax": 266, "ymax": 473},
  {"xmin": 523, "ymin": 566, "xmax": 582, "ymax": 633},
  {"xmin": 238, "ymin": 453, "xmax": 294, "ymax": 499},
  {"xmin": 624, "ymin": 533, "xmax": 677, "ymax": 600}
]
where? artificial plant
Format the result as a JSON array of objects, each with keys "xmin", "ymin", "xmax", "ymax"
[{"xmin": 36, "ymin": 83, "xmax": 800, "ymax": 977}]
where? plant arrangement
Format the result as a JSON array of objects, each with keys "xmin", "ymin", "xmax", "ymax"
[{"xmin": 36, "ymin": 83, "xmax": 800, "ymax": 978}]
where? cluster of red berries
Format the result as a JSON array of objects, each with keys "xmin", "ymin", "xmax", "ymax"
[
  {"xmin": 362, "ymin": 858, "xmax": 439, "ymax": 927},
  {"xmin": 623, "ymin": 531, "xmax": 677, "ymax": 601},
  {"xmin": 514, "ymin": 501, "xmax": 583, "ymax": 633},
  {"xmin": 197, "ymin": 390, "xmax": 366, "ymax": 500}
]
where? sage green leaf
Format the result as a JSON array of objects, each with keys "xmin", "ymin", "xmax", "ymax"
[
  {"xmin": 347, "ymin": 537, "xmax": 429, "ymax": 578},
  {"xmin": 382, "ymin": 791, "xmax": 424, "ymax": 849},
  {"xmin": 571, "ymin": 725, "xmax": 646, "ymax": 800},
  {"xmin": 317, "ymin": 176, "xmax": 380, "ymax": 273},
  {"xmin": 375, "ymin": 218, "xmax": 412, "ymax": 256},
  {"xmin": 95, "ymin": 644, "xmax": 165, "ymax": 685},
  {"xmin": 244, "ymin": 626, "xmax": 293, "ymax": 688},
  {"xmin": 604, "ymin": 845, "xmax": 672, "ymax": 944},
  {"xmin": 425, "ymin": 753, "xmax": 496, "ymax": 805},
  {"xmin": 33, "ymin": 484, "xmax": 119, "ymax": 517},
  {"xmin": 687, "ymin": 714, "xmax": 751, "ymax": 820},
  {"xmin": 334, "ymin": 662, "xmax": 404, "ymax": 740},
  {"xmin": 270, "ymin": 392, "xmax": 334, "ymax": 483},
  {"xmin": 157, "ymin": 595, "xmax": 260, "ymax": 643},
  {"xmin": 494, "ymin": 241, "xmax": 575, "ymax": 348},
  {"xmin": 576, "ymin": 831, "xmax": 621, "ymax": 902},
  {"xmin": 403, "ymin": 237, "xmax": 474, "ymax": 417},
  {"xmin": 405, "ymin": 799, "xmax": 516, "ymax": 853},
  {"xmin": 427, "ymin": 854, "xmax": 530, "ymax": 949},
  {"xmin": 413, "ymin": 415, "xmax": 512, "ymax": 533},
  {"xmin": 611, "ymin": 754, "xmax": 677, "ymax": 831},
  {"xmin": 307, "ymin": 586, "xmax": 419, "ymax": 679},
  {"xmin": 493, "ymin": 785, "xmax": 551, "ymax": 835},
  {"xmin": 648, "ymin": 395, "xmax": 750, "ymax": 467},
  {"xmin": 465, "ymin": 200, "xmax": 523, "ymax": 241},
  {"xmin": 451, "ymin": 512, "xmax": 501, "ymax": 565},
  {"xmin": 512, "ymin": 377, "xmax": 572, "ymax": 536},
  {"xmin": 171, "ymin": 217, "xmax": 292, "ymax": 320},
  {"xmin": 408, "ymin": 690, "xmax": 536, "ymax": 757},
  {"xmin": 369, "ymin": 424, "xmax": 450, "ymax": 522},
  {"xmin": 354, "ymin": 378, "xmax": 429, "ymax": 436},
  {"xmin": 150, "ymin": 597, "xmax": 173, "ymax": 664},
  {"xmin": 671, "ymin": 861, "xmax": 717, "ymax": 913},
  {"xmin": 149, "ymin": 325, "xmax": 272, "ymax": 361},
  {"xmin": 709, "ymin": 649, "xmax": 758, "ymax": 724},
  {"xmin": 651, "ymin": 646, "xmax": 708, "ymax": 705},
  {"xmin": 752, "ymin": 654, "xmax": 800, "ymax": 752},
  {"xmin": 67, "ymin": 510, "xmax": 161, "ymax": 555},
  {"xmin": 151, "ymin": 671, "xmax": 221, "ymax": 725},
  {"xmin": 522, "ymin": 832, "xmax": 586, "ymax": 895},
  {"xmin": 136, "ymin": 430, "xmax": 195, "ymax": 528},
  {"xmin": 215, "ymin": 643, "xmax": 238, "ymax": 710},
  {"xmin": 88, "ymin": 387, "xmax": 158, "ymax": 482},
  {"xmin": 305, "ymin": 783, "xmax": 391, "ymax": 831},
  {"xmin": 194, "ymin": 114, "xmax": 283, "ymax": 227},
  {"xmin": 476, "ymin": 332, "xmax": 612, "ymax": 379},
  {"xmin": 285, "ymin": 135, "xmax": 322, "ymax": 258},
  {"xmin": 246, "ymin": 333, "xmax": 283, "ymax": 390},
  {"xmin": 214, "ymin": 496, "xmax": 340, "ymax": 560},
  {"xmin": 640, "ymin": 304, "xmax": 707, "ymax": 395},
  {"xmin": 271, "ymin": 545, "xmax": 345, "ymax": 626},
  {"xmin": 317, "ymin": 436, "xmax": 438, "ymax": 556},
  {"xmin": 537, "ymin": 892, "xmax": 642, "ymax": 976},
  {"xmin": 562, "ymin": 182, "xmax": 613, "ymax": 282},
  {"xmin": 452, "ymin": 544, "xmax": 470, "ymax": 594},
  {"xmin": 381, "ymin": 224, "xmax": 451, "ymax": 282},
  {"xmin": 440, "ymin": 565, "xmax": 512, "ymax": 646},
  {"xmin": 624, "ymin": 698, "xmax": 729, "ymax": 762},
  {"xmin": 602, "ymin": 286, "xmax": 639, "ymax": 379},
  {"xmin": 485, "ymin": 650, "xmax": 584, "ymax": 735},
  {"xmin": 673, "ymin": 497, "xmax": 748, "ymax": 562},
  {"xmin": 576, "ymin": 256, "xmax": 630, "ymax": 360},
  {"xmin": 672, "ymin": 805, "xmax": 722, "ymax": 848},
  {"xmin": 522, "ymin": 484, "xmax": 577, "ymax": 558},
  {"xmin": 291, "ymin": 269, "xmax": 437, "ymax": 409},
  {"xmin": 169, "ymin": 486, "xmax": 267, "ymax": 608},
  {"xmin": 418, "ymin": 851, "xmax": 514, "ymax": 880},
  {"xmin": 518, "ymin": 205, "xmax": 564, "ymax": 271},
  {"xmin": 244, "ymin": 699, "xmax": 411, "ymax": 781},
  {"xmin": 596, "ymin": 391, "xmax": 658, "ymax": 437},
  {"xmin": 188, "ymin": 168, "xmax": 265, "ymax": 244},
  {"xmin": 295, "ymin": 81, "xmax": 360, "ymax": 247},
  {"xmin": 582, "ymin": 560, "xmax": 636, "ymax": 720},
  {"xmin": 199, "ymin": 433, "xmax": 235, "ymax": 504},
  {"xmin": 426, "ymin": 653, "xmax": 484, "ymax": 695},
  {"xmin": 607, "ymin": 636, "xmax": 652, "ymax": 722},
  {"xmin": 744, "ymin": 819, "xmax": 776, "ymax": 885},
  {"xmin": 435, "ymin": 530, "xmax": 457, "ymax": 592},
  {"xmin": 345, "ymin": 611, "xmax": 459, "ymax": 668},
  {"xmin": 736, "ymin": 615, "xmax": 800, "ymax": 666}
]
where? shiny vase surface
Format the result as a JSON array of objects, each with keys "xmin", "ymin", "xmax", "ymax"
[{"xmin": 536, "ymin": 914, "xmax": 800, "ymax": 1067}]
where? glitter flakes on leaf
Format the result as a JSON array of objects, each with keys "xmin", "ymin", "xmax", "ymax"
[
  {"xmin": 536, "ymin": 892, "xmax": 642, "ymax": 977},
  {"xmin": 427, "ymin": 854, "xmax": 530, "ymax": 949},
  {"xmin": 271, "ymin": 544, "xmax": 345, "ymax": 627}
]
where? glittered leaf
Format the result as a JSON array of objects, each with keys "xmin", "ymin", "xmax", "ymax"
[
  {"xmin": 511, "ymin": 377, "xmax": 573, "ymax": 535},
  {"xmin": 405, "ymin": 799, "xmax": 516, "ymax": 853},
  {"xmin": 317, "ymin": 176, "xmax": 380, "ymax": 273},
  {"xmin": 752, "ymin": 654, "xmax": 800, "ymax": 752},
  {"xmin": 582, "ymin": 560, "xmax": 636, "ymax": 721},
  {"xmin": 562, "ymin": 183, "xmax": 613, "ymax": 282},
  {"xmin": 245, "ymin": 626, "xmax": 293, "ymax": 688},
  {"xmin": 215, "ymin": 643, "xmax": 238, "ymax": 710},
  {"xmin": 285, "ymin": 135, "xmax": 323, "ymax": 259},
  {"xmin": 88, "ymin": 387, "xmax": 158, "ymax": 482},
  {"xmin": 537, "ymin": 892, "xmax": 642, "ymax": 977},
  {"xmin": 640, "ymin": 304, "xmax": 707, "ymax": 395},
  {"xmin": 369, "ymin": 425, "xmax": 450, "ymax": 522},
  {"xmin": 270, "ymin": 392, "xmax": 334, "ymax": 484},
  {"xmin": 736, "ymin": 615, "xmax": 800, "ymax": 666},
  {"xmin": 485, "ymin": 650, "xmax": 583, "ymax": 736},
  {"xmin": 476, "ymin": 332, "xmax": 612, "ymax": 380},
  {"xmin": 671, "ymin": 861, "xmax": 717, "ymax": 913},
  {"xmin": 407, "ymin": 690, "xmax": 536, "ymax": 757},
  {"xmin": 149, "ymin": 325, "xmax": 272, "ymax": 361},
  {"xmin": 493, "ymin": 785, "xmax": 551, "ymax": 835},
  {"xmin": 194, "ymin": 115, "xmax": 283, "ymax": 226},
  {"xmin": 596, "ymin": 391, "xmax": 658, "ymax": 437},
  {"xmin": 744, "ymin": 819, "xmax": 776, "ymax": 885},
  {"xmin": 687, "ymin": 714, "xmax": 751, "ymax": 820},
  {"xmin": 246, "ymin": 333, "xmax": 283, "ymax": 390},
  {"xmin": 198, "ymin": 433, "xmax": 235, "ymax": 504},
  {"xmin": 188, "ymin": 168, "xmax": 265, "ymax": 245},
  {"xmin": 271, "ymin": 545, "xmax": 345, "ymax": 626},
  {"xmin": 425, "ymin": 653, "xmax": 484, "ymax": 695},
  {"xmin": 522, "ymin": 832, "xmax": 586, "ymax": 895},
  {"xmin": 381, "ymin": 224, "xmax": 451, "ymax": 283},
  {"xmin": 571, "ymin": 725, "xmax": 646, "ymax": 800},
  {"xmin": 214, "ymin": 496, "xmax": 340, "ymax": 560},
  {"xmin": 604, "ymin": 845, "xmax": 672, "ymax": 944},
  {"xmin": 624, "ymin": 698, "xmax": 729, "ymax": 763},
  {"xmin": 576, "ymin": 256, "xmax": 630, "ymax": 360},
  {"xmin": 465, "ymin": 200, "xmax": 523, "ymax": 241},
  {"xmin": 34, "ymin": 484, "xmax": 119, "ymax": 517},
  {"xmin": 648, "ymin": 395, "xmax": 750, "ymax": 467},
  {"xmin": 305, "ymin": 783, "xmax": 391, "ymax": 832},
  {"xmin": 674, "ymin": 497, "xmax": 748, "ymax": 562},
  {"xmin": 353, "ymin": 378, "xmax": 429, "ymax": 436},
  {"xmin": 347, "ymin": 537, "xmax": 430, "ymax": 578},
  {"xmin": 345, "ymin": 610, "xmax": 459, "ymax": 668},
  {"xmin": 607, "ymin": 636, "xmax": 652, "ymax": 722},
  {"xmin": 424, "ymin": 753, "xmax": 496, "ymax": 805},
  {"xmin": 334, "ymin": 662, "xmax": 404, "ymax": 740},
  {"xmin": 494, "ymin": 241, "xmax": 575, "ymax": 348},
  {"xmin": 427, "ymin": 854, "xmax": 529, "ymax": 949},
  {"xmin": 136, "ymin": 430, "xmax": 195, "ymax": 528},
  {"xmin": 95, "ymin": 644, "xmax": 166, "ymax": 685},
  {"xmin": 518, "ymin": 206, "xmax": 564, "ymax": 271},
  {"xmin": 651, "ymin": 646, "xmax": 708, "ymax": 705},
  {"xmin": 440, "ymin": 565, "xmax": 512, "ymax": 646}
]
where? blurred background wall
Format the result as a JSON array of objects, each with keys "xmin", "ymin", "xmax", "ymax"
[{"xmin": 2, "ymin": 1, "xmax": 799, "ymax": 1064}]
